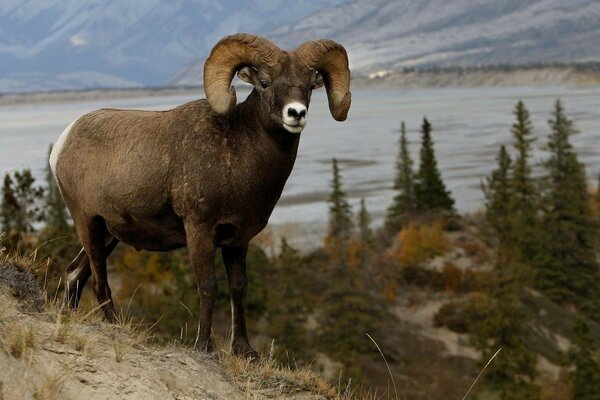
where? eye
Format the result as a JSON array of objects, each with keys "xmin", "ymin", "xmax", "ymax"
[
  {"xmin": 260, "ymin": 80, "xmax": 270, "ymax": 89},
  {"xmin": 310, "ymin": 71, "xmax": 322, "ymax": 90}
]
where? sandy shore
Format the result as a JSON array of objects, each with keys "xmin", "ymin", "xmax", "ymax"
[{"xmin": 2, "ymin": 66, "xmax": 600, "ymax": 107}]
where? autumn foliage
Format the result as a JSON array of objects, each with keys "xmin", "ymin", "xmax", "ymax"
[{"xmin": 389, "ymin": 220, "xmax": 449, "ymax": 267}]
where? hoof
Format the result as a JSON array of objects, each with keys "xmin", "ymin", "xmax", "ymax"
[
  {"xmin": 102, "ymin": 304, "xmax": 117, "ymax": 323},
  {"xmin": 233, "ymin": 342, "xmax": 259, "ymax": 361},
  {"xmin": 194, "ymin": 338, "xmax": 215, "ymax": 354}
]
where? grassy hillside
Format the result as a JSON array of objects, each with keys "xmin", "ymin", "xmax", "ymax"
[{"xmin": 0, "ymin": 254, "xmax": 349, "ymax": 400}]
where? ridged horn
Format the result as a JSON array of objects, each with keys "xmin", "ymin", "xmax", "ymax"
[
  {"xmin": 294, "ymin": 40, "xmax": 351, "ymax": 121},
  {"xmin": 204, "ymin": 33, "xmax": 282, "ymax": 115}
]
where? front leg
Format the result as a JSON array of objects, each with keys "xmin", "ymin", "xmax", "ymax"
[
  {"xmin": 185, "ymin": 222, "xmax": 217, "ymax": 353},
  {"xmin": 222, "ymin": 246, "xmax": 258, "ymax": 359}
]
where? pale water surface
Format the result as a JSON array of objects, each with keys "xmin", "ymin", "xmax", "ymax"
[{"xmin": 1, "ymin": 86, "xmax": 599, "ymax": 244}]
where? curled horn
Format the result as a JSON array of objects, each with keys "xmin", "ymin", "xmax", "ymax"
[
  {"xmin": 294, "ymin": 40, "xmax": 351, "ymax": 121},
  {"xmin": 204, "ymin": 33, "xmax": 282, "ymax": 115}
]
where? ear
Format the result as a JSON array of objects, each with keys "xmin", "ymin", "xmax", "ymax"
[
  {"xmin": 237, "ymin": 66, "xmax": 258, "ymax": 85},
  {"xmin": 312, "ymin": 71, "xmax": 324, "ymax": 90}
]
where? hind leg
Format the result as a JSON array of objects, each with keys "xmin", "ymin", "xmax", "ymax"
[
  {"xmin": 66, "ymin": 248, "xmax": 90, "ymax": 309},
  {"xmin": 66, "ymin": 238, "xmax": 119, "ymax": 309},
  {"xmin": 74, "ymin": 216, "xmax": 117, "ymax": 322}
]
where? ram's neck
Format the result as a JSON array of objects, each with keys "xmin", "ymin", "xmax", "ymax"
[{"xmin": 236, "ymin": 89, "xmax": 300, "ymax": 156}]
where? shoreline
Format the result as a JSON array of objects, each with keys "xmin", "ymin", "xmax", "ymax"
[{"xmin": 2, "ymin": 66, "xmax": 600, "ymax": 107}]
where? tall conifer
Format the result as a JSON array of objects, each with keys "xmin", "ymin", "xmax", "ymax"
[
  {"xmin": 538, "ymin": 100, "xmax": 600, "ymax": 317},
  {"xmin": 0, "ymin": 169, "xmax": 44, "ymax": 239},
  {"xmin": 358, "ymin": 198, "xmax": 373, "ymax": 246},
  {"xmin": 386, "ymin": 121, "xmax": 416, "ymax": 233},
  {"xmin": 483, "ymin": 145, "xmax": 513, "ymax": 246},
  {"xmin": 327, "ymin": 158, "xmax": 353, "ymax": 242},
  {"xmin": 468, "ymin": 260, "xmax": 539, "ymax": 400},
  {"xmin": 509, "ymin": 101, "xmax": 541, "ymax": 266},
  {"xmin": 267, "ymin": 238, "xmax": 310, "ymax": 363},
  {"xmin": 414, "ymin": 118, "xmax": 454, "ymax": 212},
  {"xmin": 570, "ymin": 319, "xmax": 600, "ymax": 400}
]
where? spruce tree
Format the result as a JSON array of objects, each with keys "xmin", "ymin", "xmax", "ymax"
[
  {"xmin": 569, "ymin": 319, "xmax": 600, "ymax": 400},
  {"xmin": 318, "ymin": 245, "xmax": 383, "ymax": 380},
  {"xmin": 267, "ymin": 238, "xmax": 310, "ymax": 363},
  {"xmin": 468, "ymin": 260, "xmax": 539, "ymax": 400},
  {"xmin": 509, "ymin": 100, "xmax": 541, "ymax": 266},
  {"xmin": 0, "ymin": 174, "xmax": 17, "ymax": 234},
  {"xmin": 597, "ymin": 172, "xmax": 600, "ymax": 211},
  {"xmin": 414, "ymin": 117, "xmax": 454, "ymax": 212},
  {"xmin": 358, "ymin": 198, "xmax": 373, "ymax": 246},
  {"xmin": 327, "ymin": 158, "xmax": 353, "ymax": 242},
  {"xmin": 386, "ymin": 121, "xmax": 416, "ymax": 233},
  {"xmin": 321, "ymin": 164, "xmax": 383, "ymax": 380},
  {"xmin": 538, "ymin": 100, "xmax": 600, "ymax": 318},
  {"xmin": 0, "ymin": 169, "xmax": 44, "ymax": 240},
  {"xmin": 482, "ymin": 145, "xmax": 513, "ymax": 245}
]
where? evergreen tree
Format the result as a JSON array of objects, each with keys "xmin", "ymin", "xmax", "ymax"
[
  {"xmin": 537, "ymin": 100, "xmax": 600, "ymax": 318},
  {"xmin": 482, "ymin": 145, "xmax": 513, "ymax": 245},
  {"xmin": 386, "ymin": 121, "xmax": 416, "ymax": 233},
  {"xmin": 0, "ymin": 169, "xmax": 44, "ymax": 241},
  {"xmin": 267, "ymin": 238, "xmax": 311, "ymax": 363},
  {"xmin": 468, "ymin": 261, "xmax": 539, "ymax": 400},
  {"xmin": 321, "ymin": 164, "xmax": 383, "ymax": 380},
  {"xmin": 358, "ymin": 198, "xmax": 373, "ymax": 247},
  {"xmin": 569, "ymin": 319, "xmax": 600, "ymax": 400},
  {"xmin": 1, "ymin": 174, "xmax": 17, "ymax": 234},
  {"xmin": 509, "ymin": 100, "xmax": 541, "ymax": 266},
  {"xmin": 318, "ymin": 242, "xmax": 383, "ymax": 381},
  {"xmin": 414, "ymin": 117, "xmax": 455, "ymax": 212},
  {"xmin": 597, "ymin": 171, "xmax": 600, "ymax": 210},
  {"xmin": 327, "ymin": 158, "xmax": 353, "ymax": 242}
]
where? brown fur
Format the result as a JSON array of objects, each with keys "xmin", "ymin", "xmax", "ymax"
[{"xmin": 53, "ymin": 34, "xmax": 351, "ymax": 358}]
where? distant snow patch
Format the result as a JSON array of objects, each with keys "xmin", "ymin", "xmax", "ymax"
[{"xmin": 69, "ymin": 34, "xmax": 87, "ymax": 47}]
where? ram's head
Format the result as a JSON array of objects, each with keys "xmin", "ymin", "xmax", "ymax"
[{"xmin": 204, "ymin": 33, "xmax": 351, "ymax": 134}]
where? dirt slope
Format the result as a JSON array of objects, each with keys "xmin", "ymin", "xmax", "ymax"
[{"xmin": 0, "ymin": 260, "xmax": 329, "ymax": 400}]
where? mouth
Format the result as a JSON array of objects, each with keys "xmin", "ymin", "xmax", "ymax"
[{"xmin": 282, "ymin": 122, "xmax": 305, "ymax": 134}]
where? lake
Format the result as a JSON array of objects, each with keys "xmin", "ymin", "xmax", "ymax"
[{"xmin": 2, "ymin": 86, "xmax": 600, "ymax": 246}]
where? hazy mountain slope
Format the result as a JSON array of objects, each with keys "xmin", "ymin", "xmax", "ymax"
[
  {"xmin": 269, "ymin": 0, "xmax": 600, "ymax": 71},
  {"xmin": 0, "ymin": 0, "xmax": 345, "ymax": 92},
  {"xmin": 173, "ymin": 0, "xmax": 600, "ymax": 85},
  {"xmin": 3, "ymin": 0, "xmax": 599, "ymax": 92}
]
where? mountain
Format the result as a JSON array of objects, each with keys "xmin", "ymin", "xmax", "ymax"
[
  {"xmin": 270, "ymin": 0, "xmax": 600, "ymax": 71},
  {"xmin": 173, "ymin": 0, "xmax": 600, "ymax": 84},
  {"xmin": 3, "ymin": 0, "xmax": 599, "ymax": 92},
  {"xmin": 0, "ymin": 0, "xmax": 345, "ymax": 92}
]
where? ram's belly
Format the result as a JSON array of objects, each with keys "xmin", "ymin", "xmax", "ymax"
[{"xmin": 106, "ymin": 212, "xmax": 186, "ymax": 252}]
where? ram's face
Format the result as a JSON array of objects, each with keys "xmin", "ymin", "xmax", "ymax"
[
  {"xmin": 204, "ymin": 34, "xmax": 351, "ymax": 129},
  {"xmin": 237, "ymin": 55, "xmax": 324, "ymax": 134}
]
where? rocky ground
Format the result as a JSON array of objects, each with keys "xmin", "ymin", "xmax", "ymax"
[{"xmin": 0, "ymin": 258, "xmax": 335, "ymax": 400}]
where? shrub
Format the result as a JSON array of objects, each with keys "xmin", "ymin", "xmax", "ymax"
[
  {"xmin": 402, "ymin": 265, "xmax": 444, "ymax": 290},
  {"xmin": 433, "ymin": 301, "xmax": 470, "ymax": 333},
  {"xmin": 390, "ymin": 220, "xmax": 450, "ymax": 266},
  {"xmin": 442, "ymin": 262, "xmax": 462, "ymax": 292}
]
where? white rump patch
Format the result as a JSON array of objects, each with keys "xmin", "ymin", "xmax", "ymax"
[{"xmin": 50, "ymin": 118, "xmax": 78, "ymax": 179}]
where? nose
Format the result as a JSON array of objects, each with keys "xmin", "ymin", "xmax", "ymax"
[
  {"xmin": 287, "ymin": 105, "xmax": 306, "ymax": 119},
  {"xmin": 283, "ymin": 102, "xmax": 307, "ymax": 121}
]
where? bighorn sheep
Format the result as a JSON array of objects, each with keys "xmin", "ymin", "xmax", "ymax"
[{"xmin": 49, "ymin": 33, "xmax": 351, "ymax": 357}]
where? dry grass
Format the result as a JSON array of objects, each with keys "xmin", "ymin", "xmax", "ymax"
[
  {"xmin": 216, "ymin": 338, "xmax": 403, "ymax": 400},
  {"xmin": 0, "ymin": 242, "xmax": 409, "ymax": 399},
  {"xmin": 219, "ymin": 342, "xmax": 340, "ymax": 399},
  {"xmin": 32, "ymin": 364, "xmax": 70, "ymax": 400},
  {"xmin": 2, "ymin": 321, "xmax": 35, "ymax": 359}
]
